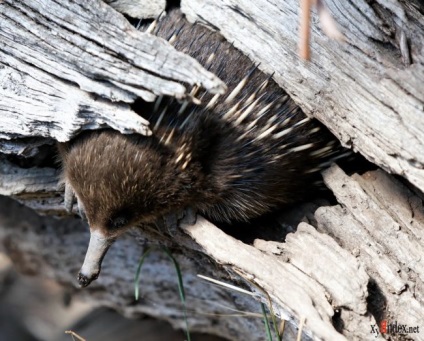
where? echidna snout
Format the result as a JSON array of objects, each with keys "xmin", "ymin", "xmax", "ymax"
[{"xmin": 77, "ymin": 230, "xmax": 114, "ymax": 287}]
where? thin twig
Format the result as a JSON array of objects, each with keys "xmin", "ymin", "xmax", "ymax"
[
  {"xmin": 299, "ymin": 0, "xmax": 312, "ymax": 60},
  {"xmin": 65, "ymin": 330, "xmax": 86, "ymax": 341},
  {"xmin": 279, "ymin": 320, "xmax": 286, "ymax": 337},
  {"xmin": 198, "ymin": 274, "xmax": 255, "ymax": 296},
  {"xmin": 296, "ymin": 317, "xmax": 306, "ymax": 341}
]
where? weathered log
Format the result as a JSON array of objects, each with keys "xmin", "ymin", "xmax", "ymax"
[
  {"xmin": 182, "ymin": 0, "xmax": 424, "ymax": 193},
  {"xmin": 318, "ymin": 166, "xmax": 424, "ymax": 335},
  {"xmin": 0, "ymin": 0, "xmax": 225, "ymax": 141}
]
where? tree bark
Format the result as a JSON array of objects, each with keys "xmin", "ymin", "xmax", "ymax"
[
  {"xmin": 0, "ymin": 0, "xmax": 423, "ymax": 340},
  {"xmin": 0, "ymin": 0, "xmax": 225, "ymax": 142}
]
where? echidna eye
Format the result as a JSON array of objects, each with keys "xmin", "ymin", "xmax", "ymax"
[{"xmin": 108, "ymin": 212, "xmax": 131, "ymax": 230}]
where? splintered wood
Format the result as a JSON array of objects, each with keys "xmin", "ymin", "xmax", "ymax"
[
  {"xmin": 318, "ymin": 165, "xmax": 424, "ymax": 334},
  {"xmin": 0, "ymin": 0, "xmax": 225, "ymax": 142}
]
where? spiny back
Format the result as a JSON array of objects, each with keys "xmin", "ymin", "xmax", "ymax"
[{"xmin": 136, "ymin": 10, "xmax": 343, "ymax": 222}]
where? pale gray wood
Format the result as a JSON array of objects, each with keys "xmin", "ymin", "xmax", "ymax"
[
  {"xmin": 0, "ymin": 0, "xmax": 225, "ymax": 141},
  {"xmin": 188, "ymin": 219, "xmax": 371, "ymax": 341},
  {"xmin": 103, "ymin": 0, "xmax": 166, "ymax": 19},
  {"xmin": 0, "ymin": 157, "xmax": 59, "ymax": 197},
  {"xmin": 181, "ymin": 0, "xmax": 424, "ymax": 193},
  {"xmin": 0, "ymin": 55, "xmax": 151, "ymax": 141},
  {"xmin": 318, "ymin": 165, "xmax": 424, "ymax": 337},
  {"xmin": 0, "ymin": 138, "xmax": 53, "ymax": 157}
]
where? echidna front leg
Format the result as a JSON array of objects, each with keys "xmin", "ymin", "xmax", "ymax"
[
  {"xmin": 64, "ymin": 181, "xmax": 75, "ymax": 214},
  {"xmin": 64, "ymin": 181, "xmax": 87, "ymax": 220},
  {"xmin": 163, "ymin": 212, "xmax": 179, "ymax": 233}
]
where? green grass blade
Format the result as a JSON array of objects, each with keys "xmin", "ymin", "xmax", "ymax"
[
  {"xmin": 261, "ymin": 303, "xmax": 273, "ymax": 341},
  {"xmin": 162, "ymin": 247, "xmax": 191, "ymax": 341},
  {"xmin": 134, "ymin": 247, "xmax": 153, "ymax": 301},
  {"xmin": 268, "ymin": 303, "xmax": 282, "ymax": 341},
  {"xmin": 162, "ymin": 247, "xmax": 186, "ymax": 301},
  {"xmin": 246, "ymin": 278, "xmax": 282, "ymax": 341}
]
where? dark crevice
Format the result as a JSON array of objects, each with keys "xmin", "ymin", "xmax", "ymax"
[
  {"xmin": 367, "ymin": 278, "xmax": 387, "ymax": 325},
  {"xmin": 228, "ymin": 5, "xmax": 255, "ymax": 22},
  {"xmin": 166, "ymin": 0, "xmax": 181, "ymax": 11},
  {"xmin": 332, "ymin": 309, "xmax": 345, "ymax": 334},
  {"xmin": 4, "ymin": 143, "xmax": 59, "ymax": 169}
]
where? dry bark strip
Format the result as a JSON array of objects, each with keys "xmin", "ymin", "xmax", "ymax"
[
  {"xmin": 183, "ymin": 218, "xmax": 374, "ymax": 340},
  {"xmin": 181, "ymin": 0, "xmax": 424, "ymax": 193},
  {"xmin": 103, "ymin": 0, "xmax": 166, "ymax": 19}
]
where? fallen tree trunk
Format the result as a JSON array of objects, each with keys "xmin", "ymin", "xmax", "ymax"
[{"xmin": 0, "ymin": 0, "xmax": 423, "ymax": 340}]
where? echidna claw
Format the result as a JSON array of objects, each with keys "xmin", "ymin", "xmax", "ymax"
[
  {"xmin": 181, "ymin": 206, "xmax": 197, "ymax": 225},
  {"xmin": 64, "ymin": 181, "xmax": 87, "ymax": 220}
]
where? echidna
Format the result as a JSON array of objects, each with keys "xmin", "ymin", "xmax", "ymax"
[{"xmin": 60, "ymin": 10, "xmax": 345, "ymax": 287}]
